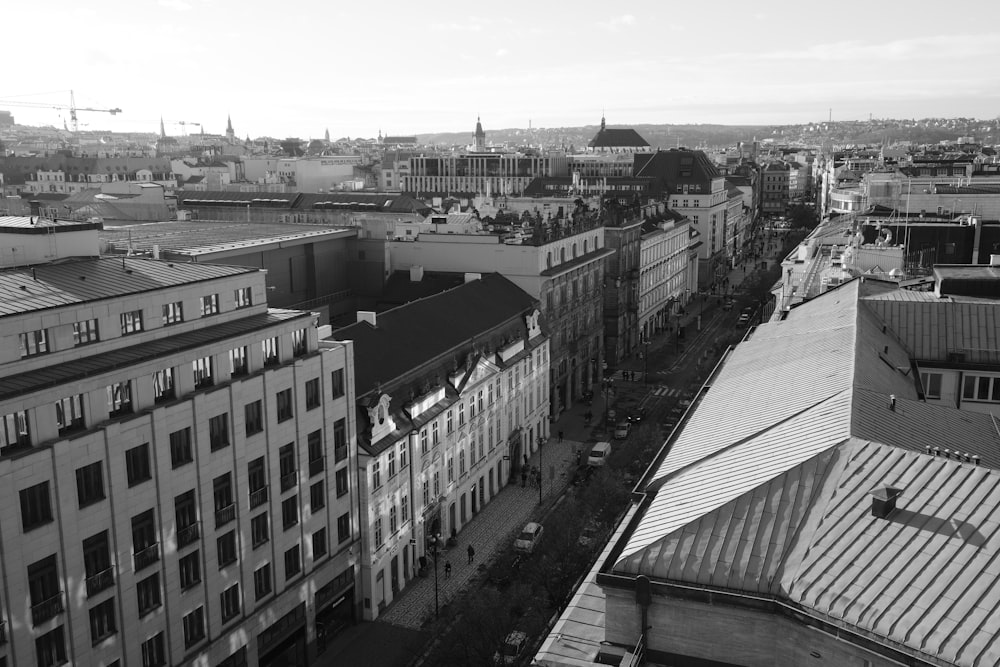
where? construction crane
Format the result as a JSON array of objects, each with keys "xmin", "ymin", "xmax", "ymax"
[
  {"xmin": 0, "ymin": 90, "xmax": 121, "ymax": 132},
  {"xmin": 165, "ymin": 120, "xmax": 203, "ymax": 135}
]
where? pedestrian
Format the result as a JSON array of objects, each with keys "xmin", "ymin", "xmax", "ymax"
[
  {"xmin": 521, "ymin": 468, "xmax": 528, "ymax": 487},
  {"xmin": 467, "ymin": 544, "xmax": 475, "ymax": 564},
  {"xmin": 444, "ymin": 560, "xmax": 452, "ymax": 578},
  {"xmin": 558, "ymin": 430, "xmax": 563, "ymax": 443},
  {"xmin": 576, "ymin": 449, "xmax": 582, "ymax": 466}
]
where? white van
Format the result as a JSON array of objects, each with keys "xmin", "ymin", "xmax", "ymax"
[{"xmin": 587, "ymin": 441, "xmax": 612, "ymax": 467}]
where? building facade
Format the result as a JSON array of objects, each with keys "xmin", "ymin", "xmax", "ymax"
[
  {"xmin": 0, "ymin": 233, "xmax": 362, "ymax": 667},
  {"xmin": 639, "ymin": 215, "xmax": 693, "ymax": 341}
]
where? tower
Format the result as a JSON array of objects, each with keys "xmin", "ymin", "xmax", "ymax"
[
  {"xmin": 473, "ymin": 116, "xmax": 486, "ymax": 151},
  {"xmin": 325, "ymin": 128, "xmax": 330, "ymax": 142},
  {"xmin": 226, "ymin": 114, "xmax": 235, "ymax": 142},
  {"xmin": 159, "ymin": 116, "xmax": 166, "ymax": 139}
]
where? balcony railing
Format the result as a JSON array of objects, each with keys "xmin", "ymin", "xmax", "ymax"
[
  {"xmin": 31, "ymin": 592, "xmax": 64, "ymax": 626},
  {"xmin": 308, "ymin": 457, "xmax": 324, "ymax": 477},
  {"xmin": 215, "ymin": 503, "xmax": 236, "ymax": 529},
  {"xmin": 249, "ymin": 486, "xmax": 268, "ymax": 509},
  {"xmin": 280, "ymin": 471, "xmax": 297, "ymax": 492},
  {"xmin": 177, "ymin": 521, "xmax": 201, "ymax": 548},
  {"xmin": 133, "ymin": 543, "xmax": 160, "ymax": 572},
  {"xmin": 85, "ymin": 568, "xmax": 115, "ymax": 597}
]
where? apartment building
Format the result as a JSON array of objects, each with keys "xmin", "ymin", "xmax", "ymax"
[
  {"xmin": 0, "ymin": 220, "xmax": 361, "ymax": 667},
  {"xmin": 639, "ymin": 213, "xmax": 694, "ymax": 340},
  {"xmin": 401, "ymin": 153, "xmax": 567, "ymax": 197},
  {"xmin": 331, "ymin": 274, "xmax": 549, "ymax": 619}
]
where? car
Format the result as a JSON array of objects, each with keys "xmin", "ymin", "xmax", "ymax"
[
  {"xmin": 493, "ymin": 630, "xmax": 528, "ymax": 665},
  {"xmin": 628, "ymin": 407, "xmax": 647, "ymax": 423},
  {"xmin": 614, "ymin": 421, "xmax": 631, "ymax": 439},
  {"xmin": 722, "ymin": 298, "xmax": 734, "ymax": 311},
  {"xmin": 587, "ymin": 441, "xmax": 612, "ymax": 467},
  {"xmin": 738, "ymin": 307, "xmax": 753, "ymax": 324},
  {"xmin": 514, "ymin": 522, "xmax": 544, "ymax": 554}
]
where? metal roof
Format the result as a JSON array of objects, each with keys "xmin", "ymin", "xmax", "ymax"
[
  {"xmin": 0, "ymin": 257, "xmax": 258, "ymax": 318},
  {"xmin": 99, "ymin": 221, "xmax": 353, "ymax": 256}
]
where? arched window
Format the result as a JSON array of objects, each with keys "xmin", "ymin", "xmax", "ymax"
[
  {"xmin": 594, "ymin": 235, "xmax": 599, "ymax": 249},
  {"xmin": 584, "ymin": 239, "xmax": 589, "ymax": 253},
  {"xmin": 546, "ymin": 252, "xmax": 552, "ymax": 269}
]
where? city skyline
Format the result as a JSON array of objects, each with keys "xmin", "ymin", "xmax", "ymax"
[{"xmin": 3, "ymin": 0, "xmax": 1000, "ymax": 140}]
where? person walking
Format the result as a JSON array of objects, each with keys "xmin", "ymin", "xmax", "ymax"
[
  {"xmin": 521, "ymin": 467, "xmax": 528, "ymax": 488},
  {"xmin": 467, "ymin": 544, "xmax": 475, "ymax": 564},
  {"xmin": 444, "ymin": 560, "xmax": 452, "ymax": 579},
  {"xmin": 558, "ymin": 430, "xmax": 563, "ymax": 443}
]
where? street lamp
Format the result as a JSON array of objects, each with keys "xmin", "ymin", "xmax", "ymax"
[
  {"xmin": 427, "ymin": 533, "xmax": 442, "ymax": 618},
  {"xmin": 641, "ymin": 335, "xmax": 650, "ymax": 385},
  {"xmin": 537, "ymin": 436, "xmax": 544, "ymax": 505}
]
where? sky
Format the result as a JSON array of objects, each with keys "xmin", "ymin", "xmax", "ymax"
[{"xmin": 3, "ymin": 0, "xmax": 1000, "ymax": 140}]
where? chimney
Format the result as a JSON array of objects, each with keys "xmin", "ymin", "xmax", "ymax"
[
  {"xmin": 870, "ymin": 486, "xmax": 902, "ymax": 519},
  {"xmin": 889, "ymin": 394, "xmax": 896, "ymax": 411},
  {"xmin": 409, "ymin": 265, "xmax": 424, "ymax": 282},
  {"xmin": 153, "ymin": 244, "xmax": 160, "ymax": 260},
  {"xmin": 990, "ymin": 254, "xmax": 1000, "ymax": 267},
  {"xmin": 464, "ymin": 272, "xmax": 482, "ymax": 283},
  {"xmin": 357, "ymin": 311, "xmax": 377, "ymax": 326}
]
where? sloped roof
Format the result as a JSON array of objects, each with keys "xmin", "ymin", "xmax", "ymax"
[
  {"xmin": 633, "ymin": 149, "xmax": 721, "ymax": 187},
  {"xmin": 587, "ymin": 127, "xmax": 649, "ymax": 149}
]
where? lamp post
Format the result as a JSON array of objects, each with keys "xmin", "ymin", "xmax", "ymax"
[
  {"xmin": 427, "ymin": 533, "xmax": 442, "ymax": 618},
  {"xmin": 537, "ymin": 436, "xmax": 544, "ymax": 505},
  {"xmin": 641, "ymin": 335, "xmax": 650, "ymax": 385},
  {"xmin": 602, "ymin": 377, "xmax": 614, "ymax": 430}
]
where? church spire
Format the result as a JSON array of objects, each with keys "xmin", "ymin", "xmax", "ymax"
[
  {"xmin": 600, "ymin": 110, "xmax": 606, "ymax": 132},
  {"xmin": 226, "ymin": 114, "xmax": 234, "ymax": 133},
  {"xmin": 160, "ymin": 116, "xmax": 166, "ymax": 139}
]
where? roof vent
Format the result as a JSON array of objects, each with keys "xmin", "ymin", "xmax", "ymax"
[
  {"xmin": 870, "ymin": 486, "xmax": 902, "ymax": 519},
  {"xmin": 889, "ymin": 394, "xmax": 896, "ymax": 411}
]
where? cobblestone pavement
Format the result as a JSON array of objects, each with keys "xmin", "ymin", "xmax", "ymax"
[{"xmin": 376, "ymin": 434, "xmax": 584, "ymax": 630}]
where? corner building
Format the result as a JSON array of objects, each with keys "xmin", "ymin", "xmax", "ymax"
[{"xmin": 0, "ymin": 221, "xmax": 361, "ymax": 667}]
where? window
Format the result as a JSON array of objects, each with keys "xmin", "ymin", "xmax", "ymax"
[
  {"xmin": 420, "ymin": 429, "xmax": 428, "ymax": 453},
  {"xmin": 234, "ymin": 286, "xmax": 252, "ymax": 308},
  {"xmin": 136, "ymin": 573, "xmax": 161, "ymax": 616},
  {"xmin": 922, "ymin": 372, "xmax": 943, "ymax": 399},
  {"xmin": 83, "ymin": 531, "xmax": 113, "ymax": 597},
  {"xmin": 141, "ymin": 632, "xmax": 166, "ymax": 667},
  {"xmin": 254, "ymin": 563, "xmax": 272, "ymax": 600},
  {"xmin": 56, "ymin": 394, "xmax": 85, "ymax": 434},
  {"xmin": 331, "ymin": 368, "xmax": 345, "ymax": 398},
  {"xmin": 262, "ymin": 337, "xmax": 279, "ymax": 366},
  {"xmin": 423, "ymin": 479, "xmax": 429, "ymax": 506},
  {"xmin": 169, "ymin": 428, "xmax": 193, "ymax": 468},
  {"xmin": 193, "ymin": 356, "xmax": 214, "ymax": 389},
  {"xmin": 35, "ymin": 625, "xmax": 67, "ymax": 667},
  {"xmin": 245, "ymin": 400, "xmax": 263, "ymax": 436},
  {"xmin": 284, "ymin": 544, "xmax": 301, "ymax": 580},
  {"xmin": 446, "ymin": 409, "xmax": 453, "ymax": 433},
  {"xmin": 248, "ymin": 456, "xmax": 268, "ymax": 508},
  {"xmin": 374, "ymin": 517, "xmax": 383, "ymax": 549},
  {"xmin": 126, "ymin": 443, "xmax": 151, "ymax": 486},
  {"xmin": 200, "ymin": 293, "xmax": 219, "ymax": 316},
  {"xmin": 19, "ymin": 328, "xmax": 49, "ymax": 357},
  {"xmin": 372, "ymin": 460, "xmax": 381, "ymax": 489},
  {"xmin": 459, "ymin": 450, "xmax": 466, "ymax": 476},
  {"xmin": 162, "ymin": 301, "xmax": 183, "ymax": 326},
  {"xmin": 76, "ymin": 462, "xmax": 105, "ymax": 508},
  {"xmin": 1, "ymin": 409, "xmax": 31, "ymax": 451},
  {"xmin": 179, "ymin": 551, "xmax": 201, "ymax": 590},
  {"xmin": 336, "ymin": 468, "xmax": 349, "ymax": 498},
  {"xmin": 220, "ymin": 583, "xmax": 240, "ymax": 623},
  {"xmin": 401, "ymin": 494, "xmax": 409, "ymax": 523},
  {"xmin": 433, "ymin": 471, "xmax": 440, "ymax": 496},
  {"xmin": 73, "ymin": 318, "xmax": 100, "ymax": 346},
  {"xmin": 308, "ymin": 430, "xmax": 324, "ymax": 476},
  {"xmin": 963, "ymin": 374, "xmax": 1000, "ymax": 402},
  {"xmin": 276, "ymin": 388, "xmax": 293, "ymax": 422},
  {"xmin": 282, "ymin": 495, "xmax": 299, "ymax": 530},
  {"xmin": 152, "ymin": 367, "xmax": 175, "ymax": 402},
  {"xmin": 337, "ymin": 512, "xmax": 351, "ymax": 543},
  {"xmin": 182, "ymin": 606, "xmax": 205, "ymax": 648},
  {"xmin": 251, "ymin": 513, "xmax": 269, "ymax": 548},
  {"xmin": 106, "ymin": 380, "xmax": 133, "ymax": 416},
  {"xmin": 28, "ymin": 555, "xmax": 63, "ymax": 626},
  {"xmin": 88, "ymin": 597, "xmax": 117, "ymax": 644},
  {"xmin": 447, "ymin": 456, "xmax": 454, "ymax": 482},
  {"xmin": 388, "ymin": 449, "xmax": 396, "ymax": 478},
  {"xmin": 399, "ymin": 441, "xmax": 408, "ymax": 470},
  {"xmin": 458, "ymin": 403, "xmax": 465, "ymax": 426},
  {"xmin": 390, "ymin": 505, "xmax": 397, "ymax": 534},
  {"xmin": 312, "ymin": 527, "xmax": 327, "ymax": 560},
  {"xmin": 333, "ymin": 418, "xmax": 347, "ymax": 462},
  {"xmin": 120, "ymin": 309, "xmax": 143, "ymax": 335},
  {"xmin": 279, "ymin": 443, "xmax": 297, "ymax": 491},
  {"xmin": 305, "ymin": 378, "xmax": 321, "ymax": 410},
  {"xmin": 292, "ymin": 328, "xmax": 307, "ymax": 356},
  {"xmin": 132, "ymin": 509, "xmax": 159, "ymax": 571},
  {"xmin": 310, "ymin": 480, "xmax": 325, "ymax": 511},
  {"xmin": 209, "ymin": 413, "xmax": 230, "ymax": 450},
  {"xmin": 218, "ymin": 531, "xmax": 237, "ymax": 568},
  {"xmin": 432, "ymin": 421, "xmax": 439, "ymax": 445},
  {"xmin": 214, "ymin": 473, "xmax": 236, "ymax": 528},
  {"xmin": 20, "ymin": 481, "xmax": 53, "ymax": 531},
  {"xmin": 229, "ymin": 345, "xmax": 249, "ymax": 376},
  {"xmin": 175, "ymin": 489, "xmax": 199, "ymax": 547}
]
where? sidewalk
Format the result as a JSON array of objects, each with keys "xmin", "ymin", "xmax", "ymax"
[{"xmin": 376, "ymin": 434, "xmax": 583, "ymax": 630}]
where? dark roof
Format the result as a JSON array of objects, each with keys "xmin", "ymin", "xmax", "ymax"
[
  {"xmin": 383, "ymin": 136, "xmax": 418, "ymax": 144},
  {"xmin": 633, "ymin": 149, "xmax": 721, "ymax": 188},
  {"xmin": 588, "ymin": 127, "xmax": 650, "ymax": 149},
  {"xmin": 0, "ymin": 256, "xmax": 258, "ymax": 317},
  {"xmin": 332, "ymin": 273, "xmax": 537, "ymax": 403},
  {"xmin": 378, "ymin": 270, "xmax": 467, "ymax": 310}
]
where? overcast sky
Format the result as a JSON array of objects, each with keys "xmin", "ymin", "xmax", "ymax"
[{"xmin": 3, "ymin": 0, "xmax": 999, "ymax": 139}]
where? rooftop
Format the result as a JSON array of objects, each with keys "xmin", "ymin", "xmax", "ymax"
[{"xmin": 100, "ymin": 221, "xmax": 355, "ymax": 257}]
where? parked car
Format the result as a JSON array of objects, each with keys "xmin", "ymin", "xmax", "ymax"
[
  {"xmin": 587, "ymin": 441, "xmax": 612, "ymax": 467},
  {"xmin": 514, "ymin": 522, "xmax": 544, "ymax": 554},
  {"xmin": 738, "ymin": 307, "xmax": 753, "ymax": 324},
  {"xmin": 494, "ymin": 630, "xmax": 528, "ymax": 665},
  {"xmin": 614, "ymin": 421, "xmax": 631, "ymax": 439}
]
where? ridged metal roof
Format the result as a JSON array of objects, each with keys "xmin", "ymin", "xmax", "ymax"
[{"xmin": 0, "ymin": 257, "xmax": 258, "ymax": 318}]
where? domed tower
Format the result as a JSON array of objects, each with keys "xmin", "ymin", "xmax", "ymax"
[{"xmin": 473, "ymin": 115, "xmax": 486, "ymax": 151}]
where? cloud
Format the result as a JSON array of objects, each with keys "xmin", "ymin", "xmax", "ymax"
[
  {"xmin": 601, "ymin": 14, "xmax": 636, "ymax": 31},
  {"xmin": 432, "ymin": 20, "xmax": 484, "ymax": 32},
  {"xmin": 496, "ymin": 48, "xmax": 508, "ymax": 57},
  {"xmin": 158, "ymin": 0, "xmax": 191, "ymax": 10},
  {"xmin": 754, "ymin": 33, "xmax": 1000, "ymax": 63}
]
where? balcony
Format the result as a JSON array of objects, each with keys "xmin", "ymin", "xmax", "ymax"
[
  {"xmin": 31, "ymin": 592, "xmax": 64, "ymax": 626},
  {"xmin": 280, "ymin": 471, "xmax": 298, "ymax": 492},
  {"xmin": 249, "ymin": 486, "xmax": 269, "ymax": 509},
  {"xmin": 177, "ymin": 521, "xmax": 201, "ymax": 548},
  {"xmin": 85, "ymin": 567, "xmax": 115, "ymax": 597},
  {"xmin": 133, "ymin": 543, "xmax": 160, "ymax": 572},
  {"xmin": 215, "ymin": 503, "xmax": 236, "ymax": 529},
  {"xmin": 309, "ymin": 457, "xmax": 324, "ymax": 477}
]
